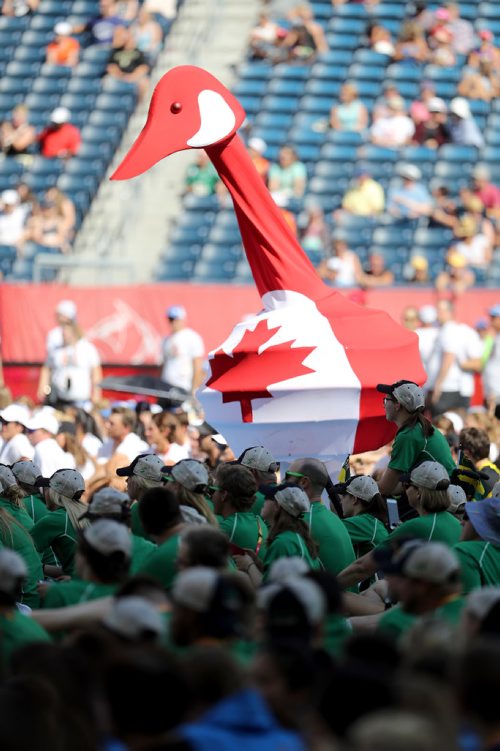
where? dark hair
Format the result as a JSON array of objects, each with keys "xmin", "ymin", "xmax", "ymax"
[
  {"xmin": 79, "ymin": 536, "xmax": 130, "ymax": 584},
  {"xmin": 356, "ymin": 490, "xmax": 389, "ymax": 527},
  {"xmin": 217, "ymin": 464, "xmax": 257, "ymax": 511},
  {"xmin": 459, "ymin": 427, "xmax": 490, "ymax": 461},
  {"xmin": 181, "ymin": 527, "xmax": 229, "ymax": 569},
  {"xmin": 267, "ymin": 507, "xmax": 318, "ymax": 559},
  {"xmin": 458, "ymin": 638, "xmax": 500, "ymax": 726},
  {"xmin": 116, "ymin": 575, "xmax": 168, "ymax": 602},
  {"xmin": 399, "ymin": 411, "xmax": 435, "ymax": 439},
  {"xmin": 306, "ymin": 570, "xmax": 342, "ymax": 614},
  {"xmin": 138, "ymin": 487, "xmax": 181, "ymax": 536}
]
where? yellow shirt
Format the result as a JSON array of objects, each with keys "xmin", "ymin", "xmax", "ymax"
[{"xmin": 342, "ymin": 179, "xmax": 385, "ymax": 216}]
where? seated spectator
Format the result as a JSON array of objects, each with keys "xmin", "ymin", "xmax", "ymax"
[
  {"xmin": 444, "ymin": 2, "xmax": 475, "ymax": 56},
  {"xmin": 46, "ymin": 22, "xmax": 80, "ymax": 67},
  {"xmin": 387, "ymin": 164, "xmax": 433, "ymax": 221},
  {"xmin": 184, "ymin": 152, "xmax": 219, "ymax": 196},
  {"xmin": 17, "ymin": 182, "xmax": 38, "ymax": 222},
  {"xmin": 1, "ymin": 0, "xmax": 38, "ymax": 15},
  {"xmin": 298, "ymin": 201, "xmax": 329, "ymax": 254},
  {"xmin": 144, "ymin": 0, "xmax": 177, "ymax": 20},
  {"xmin": 410, "ymin": 80, "xmax": 437, "ymax": 125},
  {"xmin": 282, "ymin": 3, "xmax": 328, "ymax": 63},
  {"xmin": 446, "ymin": 97, "xmax": 484, "ymax": 149},
  {"xmin": 22, "ymin": 198, "xmax": 71, "ymax": 254},
  {"xmin": 370, "ymin": 96, "xmax": 415, "ymax": 148},
  {"xmin": 357, "ymin": 252, "xmax": 394, "ymax": 288},
  {"xmin": 373, "ymin": 83, "xmax": 401, "ymax": 121},
  {"xmin": 0, "ymin": 190, "xmax": 26, "ymax": 250},
  {"xmin": 0, "ymin": 105, "xmax": 36, "ymax": 156},
  {"xmin": 130, "ymin": 7, "xmax": 162, "ymax": 64},
  {"xmin": 468, "ymin": 165, "xmax": 500, "ymax": 216},
  {"xmin": 461, "ymin": 195, "xmax": 496, "ymax": 249},
  {"xmin": 340, "ymin": 165, "xmax": 385, "ymax": 217},
  {"xmin": 367, "ymin": 22, "xmax": 395, "ymax": 57},
  {"xmin": 404, "ymin": 255, "xmax": 430, "ymax": 285},
  {"xmin": 330, "ymin": 83, "xmax": 368, "ymax": 133},
  {"xmin": 393, "ymin": 21, "xmax": 429, "ymax": 65},
  {"xmin": 451, "ymin": 214, "xmax": 492, "ymax": 270},
  {"xmin": 247, "ymin": 138, "xmax": 269, "ymax": 182},
  {"xmin": 412, "ymin": 97, "xmax": 449, "ymax": 148},
  {"xmin": 317, "ymin": 239, "xmax": 362, "ymax": 287},
  {"xmin": 106, "ymin": 26, "xmax": 150, "ymax": 101},
  {"xmin": 428, "ymin": 185, "xmax": 458, "ymax": 229},
  {"xmin": 467, "ymin": 29, "xmax": 500, "ymax": 70},
  {"xmin": 268, "ymin": 145, "xmax": 307, "ymax": 204},
  {"xmin": 38, "ymin": 107, "xmax": 81, "ymax": 159},
  {"xmin": 458, "ymin": 60, "xmax": 497, "ymax": 102},
  {"xmin": 249, "ymin": 12, "xmax": 286, "ymax": 62},
  {"xmin": 115, "ymin": 0, "xmax": 139, "ymax": 22},
  {"xmin": 45, "ymin": 187, "xmax": 76, "ymax": 239},
  {"xmin": 72, "ymin": 0, "xmax": 124, "ymax": 47},
  {"xmin": 429, "ymin": 25, "xmax": 456, "ymax": 67},
  {"xmin": 435, "ymin": 249, "xmax": 475, "ymax": 293}
]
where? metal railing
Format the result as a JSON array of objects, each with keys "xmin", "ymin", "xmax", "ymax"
[{"xmin": 33, "ymin": 254, "xmax": 135, "ymax": 285}]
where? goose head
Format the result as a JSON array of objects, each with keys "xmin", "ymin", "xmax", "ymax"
[{"xmin": 111, "ymin": 66, "xmax": 246, "ymax": 180}]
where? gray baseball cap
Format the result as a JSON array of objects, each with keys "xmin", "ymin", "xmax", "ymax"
[
  {"xmin": 0, "ymin": 465, "xmax": 18, "ymax": 493},
  {"xmin": 377, "ymin": 380, "xmax": 425, "ymax": 413},
  {"xmin": 400, "ymin": 461, "xmax": 450, "ymax": 491},
  {"xmin": 82, "ymin": 519, "xmax": 132, "ymax": 557},
  {"xmin": 85, "ymin": 487, "xmax": 130, "ymax": 518},
  {"xmin": 11, "ymin": 459, "xmax": 42, "ymax": 486},
  {"xmin": 163, "ymin": 459, "xmax": 209, "ymax": 492},
  {"xmin": 0, "ymin": 548, "xmax": 27, "ymax": 596},
  {"xmin": 103, "ymin": 596, "xmax": 164, "ymax": 641},
  {"xmin": 275, "ymin": 486, "xmax": 310, "ymax": 518},
  {"xmin": 345, "ymin": 475, "xmax": 379, "ymax": 502},
  {"xmin": 116, "ymin": 453, "xmax": 165, "ymax": 482},
  {"xmin": 39, "ymin": 468, "xmax": 85, "ymax": 500}
]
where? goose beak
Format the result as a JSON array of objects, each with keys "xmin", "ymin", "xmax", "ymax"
[{"xmin": 111, "ymin": 107, "xmax": 176, "ymax": 180}]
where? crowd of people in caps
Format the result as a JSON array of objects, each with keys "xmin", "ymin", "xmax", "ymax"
[{"xmin": 0, "ymin": 297, "xmax": 498, "ymax": 749}]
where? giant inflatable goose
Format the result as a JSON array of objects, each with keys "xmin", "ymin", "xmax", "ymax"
[{"xmin": 112, "ymin": 66, "xmax": 426, "ymax": 464}]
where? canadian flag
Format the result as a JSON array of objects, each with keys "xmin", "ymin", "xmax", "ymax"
[{"xmin": 111, "ymin": 66, "xmax": 426, "ymax": 465}]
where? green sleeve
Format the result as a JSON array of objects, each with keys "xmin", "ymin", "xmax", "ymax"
[
  {"xmin": 382, "ymin": 518, "xmax": 421, "ymax": 548},
  {"xmin": 343, "ymin": 517, "xmax": 370, "ymax": 546},
  {"xmin": 454, "ymin": 545, "xmax": 483, "ymax": 594},
  {"xmin": 43, "ymin": 583, "xmax": 68, "ymax": 609},
  {"xmin": 262, "ymin": 537, "xmax": 296, "ymax": 582},
  {"xmin": 31, "ymin": 516, "xmax": 57, "ymax": 555},
  {"xmin": 388, "ymin": 428, "xmax": 423, "ymax": 472}
]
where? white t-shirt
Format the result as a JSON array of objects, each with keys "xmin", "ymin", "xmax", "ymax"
[
  {"xmin": 416, "ymin": 326, "xmax": 439, "ymax": 387},
  {"xmin": 82, "ymin": 433, "xmax": 103, "ymax": 458},
  {"xmin": 455, "ymin": 235, "xmax": 490, "ymax": 268},
  {"xmin": 46, "ymin": 326, "xmax": 64, "ymax": 357},
  {"xmin": 151, "ymin": 441, "xmax": 190, "ymax": 464},
  {"xmin": 429, "ymin": 321, "xmax": 483, "ymax": 396},
  {"xmin": 97, "ymin": 432, "xmax": 149, "ymax": 464},
  {"xmin": 370, "ymin": 115, "xmax": 415, "ymax": 147},
  {"xmin": 34, "ymin": 438, "xmax": 76, "ymax": 477},
  {"xmin": 0, "ymin": 207, "xmax": 25, "ymax": 245},
  {"xmin": 160, "ymin": 328, "xmax": 204, "ymax": 392},
  {"xmin": 0, "ymin": 434, "xmax": 35, "ymax": 464},
  {"xmin": 483, "ymin": 334, "xmax": 500, "ymax": 401},
  {"xmin": 47, "ymin": 338, "xmax": 100, "ymax": 403}
]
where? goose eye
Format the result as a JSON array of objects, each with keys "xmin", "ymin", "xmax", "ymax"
[{"xmin": 170, "ymin": 102, "xmax": 182, "ymax": 114}]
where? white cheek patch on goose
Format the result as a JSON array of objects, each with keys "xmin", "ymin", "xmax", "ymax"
[{"xmin": 187, "ymin": 89, "xmax": 236, "ymax": 147}]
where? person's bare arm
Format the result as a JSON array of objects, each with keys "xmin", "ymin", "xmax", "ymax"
[
  {"xmin": 343, "ymin": 588, "xmax": 387, "ymax": 617},
  {"xmin": 337, "ymin": 551, "xmax": 377, "ymax": 590},
  {"xmin": 191, "ymin": 356, "xmax": 204, "ymax": 394},
  {"xmin": 31, "ymin": 596, "xmax": 113, "ymax": 631},
  {"xmin": 37, "ymin": 365, "xmax": 52, "ymax": 403},
  {"xmin": 91, "ymin": 364, "xmax": 103, "ymax": 403},
  {"xmin": 349, "ymin": 612, "xmax": 385, "ymax": 632},
  {"xmin": 378, "ymin": 467, "xmax": 403, "ymax": 497},
  {"xmin": 123, "ymin": 63, "xmax": 149, "ymax": 83}
]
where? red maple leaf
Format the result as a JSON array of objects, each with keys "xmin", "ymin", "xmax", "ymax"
[{"xmin": 206, "ymin": 319, "xmax": 316, "ymax": 422}]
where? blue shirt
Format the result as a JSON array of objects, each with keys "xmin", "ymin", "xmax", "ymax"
[
  {"xmin": 448, "ymin": 118, "xmax": 484, "ymax": 148},
  {"xmin": 387, "ymin": 182, "xmax": 432, "ymax": 218}
]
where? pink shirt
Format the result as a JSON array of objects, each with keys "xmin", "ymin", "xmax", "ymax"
[{"xmin": 475, "ymin": 184, "xmax": 500, "ymax": 210}]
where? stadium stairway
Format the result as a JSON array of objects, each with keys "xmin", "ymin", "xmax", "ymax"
[{"xmin": 69, "ymin": 0, "xmax": 260, "ymax": 285}]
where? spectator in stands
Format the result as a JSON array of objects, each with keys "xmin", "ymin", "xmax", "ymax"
[
  {"xmin": 357, "ymin": 253, "xmax": 394, "ymax": 288},
  {"xmin": 115, "ymin": 0, "xmax": 139, "ymax": 23},
  {"xmin": 340, "ymin": 165, "xmax": 385, "ymax": 217},
  {"xmin": 184, "ymin": 152, "xmax": 219, "ymax": 197},
  {"xmin": 16, "ymin": 182, "xmax": 38, "ymax": 221},
  {"xmin": 373, "ymin": 83, "xmax": 401, "ymax": 121},
  {"xmin": 130, "ymin": 7, "xmax": 162, "ymax": 64},
  {"xmin": 330, "ymin": 83, "xmax": 368, "ymax": 133},
  {"xmin": 298, "ymin": 201, "xmax": 329, "ymax": 255},
  {"xmin": 461, "ymin": 195, "xmax": 496, "ymax": 249},
  {"xmin": 0, "ymin": 190, "xmax": 26, "ymax": 250},
  {"xmin": 370, "ymin": 96, "xmax": 415, "ymax": 148},
  {"xmin": 249, "ymin": 12, "xmax": 286, "ymax": 62},
  {"xmin": 410, "ymin": 79, "xmax": 437, "ymax": 125},
  {"xmin": 468, "ymin": 165, "xmax": 500, "ymax": 216},
  {"xmin": 72, "ymin": 0, "xmax": 124, "ymax": 47},
  {"xmin": 144, "ymin": 0, "xmax": 177, "ymax": 21},
  {"xmin": 446, "ymin": 98, "xmax": 484, "ymax": 149},
  {"xmin": 458, "ymin": 60, "xmax": 497, "ymax": 102},
  {"xmin": 436, "ymin": 249, "xmax": 475, "ymax": 294},
  {"xmin": 416, "ymin": 305, "xmax": 439, "ymax": 382},
  {"xmin": 1, "ymin": 0, "xmax": 38, "ymax": 15},
  {"xmin": 317, "ymin": 238, "xmax": 362, "ymax": 287},
  {"xmin": 393, "ymin": 21, "xmax": 429, "ymax": 65},
  {"xmin": 449, "ymin": 213, "xmax": 492, "ymax": 271},
  {"xmin": 268, "ymin": 145, "xmax": 307, "ymax": 204},
  {"xmin": 367, "ymin": 22, "xmax": 395, "ymax": 57},
  {"xmin": 0, "ymin": 105, "xmax": 36, "ymax": 156},
  {"xmin": 247, "ymin": 138, "xmax": 269, "ymax": 182},
  {"xmin": 405, "ymin": 255, "xmax": 430, "ymax": 285},
  {"xmin": 106, "ymin": 26, "xmax": 150, "ymax": 102},
  {"xmin": 412, "ymin": 97, "xmax": 449, "ymax": 148},
  {"xmin": 429, "ymin": 185, "xmax": 458, "ymax": 229},
  {"xmin": 429, "ymin": 25, "xmax": 456, "ymax": 67},
  {"xmin": 282, "ymin": 3, "xmax": 328, "ymax": 63},
  {"xmin": 46, "ymin": 22, "xmax": 80, "ymax": 68},
  {"xmin": 468, "ymin": 29, "xmax": 500, "ymax": 70},
  {"xmin": 443, "ymin": 2, "xmax": 475, "ymax": 56},
  {"xmin": 22, "ymin": 198, "xmax": 71, "ymax": 255},
  {"xmin": 45, "ymin": 187, "xmax": 76, "ymax": 240},
  {"xmin": 387, "ymin": 164, "xmax": 433, "ymax": 221},
  {"xmin": 38, "ymin": 107, "xmax": 81, "ymax": 160},
  {"xmin": 402, "ymin": 305, "xmax": 420, "ymax": 331},
  {"xmin": 97, "ymin": 407, "xmax": 148, "ymax": 466}
]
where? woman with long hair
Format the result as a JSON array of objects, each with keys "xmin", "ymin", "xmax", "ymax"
[
  {"xmin": 11, "ymin": 459, "xmax": 49, "ymax": 524},
  {"xmin": 164, "ymin": 459, "xmax": 217, "ymax": 525},
  {"xmin": 339, "ymin": 475, "xmax": 389, "ymax": 559},
  {"xmin": 56, "ymin": 424, "xmax": 96, "ymax": 480},
  {"xmin": 144, "ymin": 411, "xmax": 188, "ymax": 464},
  {"xmin": 0, "ymin": 508, "xmax": 43, "ymax": 608},
  {"xmin": 31, "ymin": 468, "xmax": 89, "ymax": 576},
  {"xmin": 261, "ymin": 486, "xmax": 321, "ymax": 583},
  {"xmin": 0, "ymin": 464, "xmax": 34, "ymax": 530}
]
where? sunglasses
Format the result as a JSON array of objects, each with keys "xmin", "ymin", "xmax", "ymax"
[
  {"xmin": 206, "ymin": 484, "xmax": 222, "ymax": 498},
  {"xmin": 284, "ymin": 471, "xmax": 307, "ymax": 481}
]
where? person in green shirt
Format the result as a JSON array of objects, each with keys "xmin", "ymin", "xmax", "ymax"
[
  {"xmin": 0, "ymin": 509, "xmax": 44, "ymax": 608},
  {"xmin": 43, "ymin": 518, "xmax": 132, "ymax": 609},
  {"xmin": 377, "ymin": 539, "xmax": 464, "ymax": 641},
  {"xmin": 31, "ymin": 468, "xmax": 89, "ymax": 577},
  {"xmin": 117, "ymin": 453, "xmax": 166, "ymax": 539},
  {"xmin": 284, "ymin": 458, "xmax": 356, "ymax": 578},
  {"xmin": 0, "ymin": 548, "xmax": 50, "ymax": 665},
  {"xmin": 338, "ymin": 461, "xmax": 461, "ymax": 590},
  {"xmin": 11, "ymin": 459, "xmax": 50, "ymax": 524},
  {"xmin": 0, "ymin": 464, "xmax": 35, "ymax": 531},
  {"xmin": 235, "ymin": 446, "xmax": 280, "ymax": 517},
  {"xmin": 454, "ymin": 498, "xmax": 500, "ymax": 593},
  {"xmin": 376, "ymin": 380, "xmax": 456, "ymax": 498},
  {"xmin": 339, "ymin": 475, "xmax": 389, "ymax": 559},
  {"xmin": 212, "ymin": 463, "xmax": 268, "ymax": 561},
  {"xmin": 162, "ymin": 458, "xmax": 217, "ymax": 525},
  {"xmin": 136, "ymin": 486, "xmax": 186, "ymax": 590},
  {"xmin": 82, "ymin": 486, "xmax": 156, "ymax": 574}
]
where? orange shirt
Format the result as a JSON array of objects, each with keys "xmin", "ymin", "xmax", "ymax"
[{"xmin": 46, "ymin": 38, "xmax": 80, "ymax": 66}]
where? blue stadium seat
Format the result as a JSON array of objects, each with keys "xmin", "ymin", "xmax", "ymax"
[
  {"xmin": 372, "ymin": 226, "xmax": 414, "ymax": 246},
  {"xmin": 423, "ymin": 64, "xmax": 462, "ymax": 82},
  {"xmin": 353, "ymin": 49, "xmax": 391, "ymax": 66},
  {"xmin": 482, "ymin": 146, "xmax": 500, "ymax": 163},
  {"xmin": 193, "ymin": 259, "xmax": 237, "ymax": 281},
  {"xmin": 88, "ymin": 110, "xmax": 127, "ymax": 130},
  {"xmin": 0, "ymin": 77, "xmax": 31, "ymax": 95},
  {"xmin": 301, "ymin": 96, "xmax": 334, "ymax": 115},
  {"xmin": 304, "ymin": 79, "xmax": 341, "ymax": 97},
  {"xmin": 8, "ymin": 258, "xmax": 34, "ymax": 281},
  {"xmin": 267, "ymin": 79, "xmax": 306, "ymax": 97},
  {"xmin": 25, "ymin": 92, "xmax": 59, "ymax": 111},
  {"xmin": 201, "ymin": 244, "xmax": 242, "ymax": 262},
  {"xmin": 385, "ymin": 64, "xmax": 422, "ymax": 82},
  {"xmin": 23, "ymin": 172, "xmax": 59, "ymax": 191},
  {"xmin": 262, "ymin": 95, "xmax": 300, "ymax": 114},
  {"xmin": 207, "ymin": 226, "xmax": 243, "ymax": 246},
  {"xmin": 60, "ymin": 92, "xmax": 97, "ymax": 112},
  {"xmin": 439, "ymin": 144, "xmax": 479, "ymax": 163},
  {"xmin": 328, "ymin": 17, "xmax": 366, "ymax": 33},
  {"xmin": 80, "ymin": 124, "xmax": 120, "ymax": 146},
  {"xmin": 326, "ymin": 130, "xmax": 364, "ymax": 146},
  {"xmin": 32, "ymin": 77, "xmax": 68, "ymax": 94},
  {"xmin": 348, "ymin": 63, "xmax": 387, "ymax": 81},
  {"xmin": 373, "ymin": 3, "xmax": 407, "ymax": 19},
  {"xmin": 335, "ymin": 2, "xmax": 367, "ymax": 16},
  {"xmin": 325, "ymin": 33, "xmax": 360, "ymax": 50},
  {"xmin": 233, "ymin": 261, "xmax": 254, "ymax": 284},
  {"xmin": 237, "ymin": 96, "xmax": 261, "ymax": 115},
  {"xmin": 14, "ymin": 46, "xmax": 45, "ymax": 62},
  {"xmin": 72, "ymin": 0, "xmax": 100, "ymax": 14},
  {"xmin": 31, "ymin": 14, "xmax": 63, "ymax": 30},
  {"xmin": 155, "ymin": 259, "xmax": 195, "ymax": 281},
  {"xmin": 400, "ymin": 146, "xmax": 437, "ymax": 163},
  {"xmin": 357, "ymin": 145, "xmax": 398, "ymax": 163},
  {"xmin": 30, "ymin": 156, "xmax": 64, "ymax": 177},
  {"xmin": 413, "ymin": 227, "xmax": 454, "ymax": 247},
  {"xmin": 233, "ymin": 79, "xmax": 267, "ymax": 97},
  {"xmin": 315, "ymin": 160, "xmax": 354, "ymax": 179},
  {"xmin": 0, "ymin": 15, "xmax": 30, "ymax": 31},
  {"xmin": 38, "ymin": 0, "xmax": 73, "ymax": 14},
  {"xmin": 320, "ymin": 144, "xmax": 358, "ymax": 161},
  {"xmin": 250, "ymin": 128, "xmax": 284, "ymax": 146},
  {"xmin": 289, "ymin": 127, "xmax": 325, "ymax": 146},
  {"xmin": 310, "ymin": 63, "xmax": 349, "ymax": 81},
  {"xmin": 254, "ymin": 112, "xmax": 293, "ymax": 129},
  {"xmin": 67, "ymin": 78, "xmax": 102, "ymax": 96},
  {"xmin": 5, "ymin": 60, "xmax": 41, "ymax": 78},
  {"xmin": 74, "ymin": 61, "xmax": 107, "ymax": 78},
  {"xmin": 237, "ymin": 62, "xmax": 272, "ymax": 81},
  {"xmin": 39, "ymin": 63, "xmax": 73, "ymax": 79},
  {"xmin": 273, "ymin": 64, "xmax": 310, "ymax": 80}
]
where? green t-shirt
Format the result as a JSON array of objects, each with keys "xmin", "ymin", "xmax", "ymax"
[
  {"xmin": 262, "ymin": 530, "xmax": 321, "ymax": 583},
  {"xmin": 0, "ymin": 498, "xmax": 34, "ymax": 532},
  {"xmin": 323, "ymin": 613, "xmax": 351, "ymax": 657},
  {"xmin": 251, "ymin": 490, "xmax": 266, "ymax": 517},
  {"xmin": 381, "ymin": 512, "xmax": 461, "ymax": 550},
  {"xmin": 131, "ymin": 534, "xmax": 156, "ymax": 574},
  {"xmin": 137, "ymin": 533, "xmax": 181, "ymax": 591},
  {"xmin": 43, "ymin": 578, "xmax": 117, "ymax": 609},
  {"xmin": 454, "ymin": 541, "xmax": 500, "ymax": 594},
  {"xmin": 0, "ymin": 610, "xmax": 51, "ymax": 663},
  {"xmin": 30, "ymin": 508, "xmax": 78, "ymax": 576},
  {"xmin": 388, "ymin": 423, "xmax": 456, "ymax": 476},
  {"xmin": 0, "ymin": 522, "xmax": 43, "ymax": 608},
  {"xmin": 218, "ymin": 512, "xmax": 268, "ymax": 561},
  {"xmin": 377, "ymin": 605, "xmax": 417, "ymax": 639},
  {"xmin": 432, "ymin": 595, "xmax": 464, "ymax": 626},
  {"xmin": 305, "ymin": 502, "xmax": 356, "ymax": 576},
  {"xmin": 343, "ymin": 514, "xmax": 389, "ymax": 559},
  {"xmin": 22, "ymin": 493, "xmax": 49, "ymax": 524}
]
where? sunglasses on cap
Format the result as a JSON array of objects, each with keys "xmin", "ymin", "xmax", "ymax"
[
  {"xmin": 206, "ymin": 484, "xmax": 222, "ymax": 498},
  {"xmin": 284, "ymin": 471, "xmax": 307, "ymax": 481}
]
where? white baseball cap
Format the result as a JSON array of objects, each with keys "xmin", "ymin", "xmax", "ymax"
[
  {"xmin": 163, "ymin": 459, "xmax": 209, "ymax": 492},
  {"xmin": 54, "ymin": 21, "xmax": 72, "ymax": 35},
  {"xmin": 275, "ymin": 486, "xmax": 310, "ymax": 518},
  {"xmin": 1, "ymin": 190, "xmax": 19, "ymax": 206},
  {"xmin": 103, "ymin": 596, "xmax": 164, "ymax": 641},
  {"xmin": 83, "ymin": 519, "xmax": 132, "ymax": 557},
  {"xmin": 397, "ymin": 164, "xmax": 422, "ymax": 181},
  {"xmin": 56, "ymin": 299, "xmax": 77, "ymax": 320},
  {"xmin": 166, "ymin": 305, "xmax": 186, "ymax": 320},
  {"xmin": 39, "ymin": 468, "xmax": 85, "ymax": 500},
  {"xmin": 449, "ymin": 97, "xmax": 471, "ymax": 119},
  {"xmin": 268, "ymin": 556, "xmax": 310, "ymax": 583},
  {"xmin": 11, "ymin": 459, "xmax": 42, "ymax": 486},
  {"xmin": 345, "ymin": 475, "xmax": 379, "ymax": 502},
  {"xmin": 419, "ymin": 305, "xmax": 437, "ymax": 325},
  {"xmin": 25, "ymin": 411, "xmax": 59, "ymax": 435},
  {"xmin": 447, "ymin": 484, "xmax": 466, "ymax": 512},
  {"xmin": 400, "ymin": 461, "xmax": 450, "ymax": 491},
  {"xmin": 258, "ymin": 578, "xmax": 326, "ymax": 626},
  {"xmin": 0, "ymin": 404, "xmax": 30, "ymax": 426},
  {"xmin": 50, "ymin": 106, "xmax": 71, "ymax": 124},
  {"xmin": 238, "ymin": 446, "xmax": 279, "ymax": 473},
  {"xmin": 398, "ymin": 542, "xmax": 460, "ymax": 584},
  {"xmin": 0, "ymin": 549, "xmax": 27, "ymax": 596},
  {"xmin": 248, "ymin": 137, "xmax": 267, "ymax": 154},
  {"xmin": 116, "ymin": 453, "xmax": 165, "ymax": 482}
]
